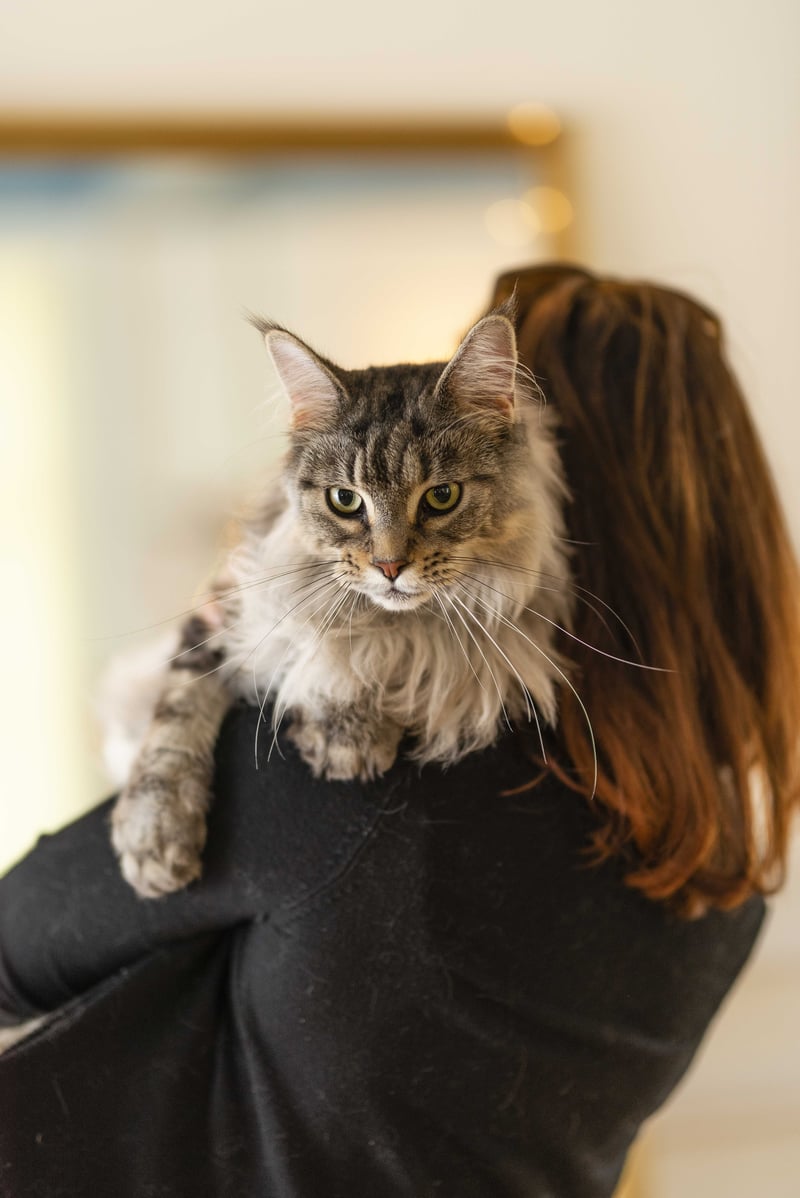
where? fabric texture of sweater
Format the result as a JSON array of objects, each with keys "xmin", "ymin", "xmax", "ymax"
[{"xmin": 0, "ymin": 706, "xmax": 764, "ymax": 1197}]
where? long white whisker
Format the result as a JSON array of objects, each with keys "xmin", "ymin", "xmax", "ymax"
[
  {"xmin": 449, "ymin": 554, "xmax": 644, "ymax": 659},
  {"xmin": 449, "ymin": 592, "xmax": 534, "ymax": 723},
  {"xmin": 247, "ymin": 575, "xmax": 345, "ymax": 755},
  {"xmin": 249, "ymin": 573, "xmax": 344, "ymax": 712},
  {"xmin": 256, "ymin": 577, "xmax": 347, "ymax": 761},
  {"xmin": 344, "ymin": 589, "xmax": 369, "ymax": 659},
  {"xmin": 433, "ymin": 589, "xmax": 483, "ymax": 694},
  {"xmin": 463, "ymin": 585, "xmax": 597, "ymax": 797},
  {"xmin": 270, "ymin": 583, "xmax": 353, "ymax": 753},
  {"xmin": 253, "ymin": 578, "xmax": 348, "ymax": 765},
  {"xmin": 347, "ymin": 590, "xmax": 359, "ymax": 656},
  {"xmin": 448, "ymin": 591, "xmax": 545, "ymax": 759},
  {"xmin": 454, "ymin": 571, "xmax": 670, "ymax": 673},
  {"xmin": 442, "ymin": 593, "xmax": 513, "ymax": 733},
  {"xmin": 165, "ymin": 620, "xmax": 242, "ymax": 665},
  {"xmin": 88, "ymin": 559, "xmax": 339, "ymax": 643},
  {"xmin": 165, "ymin": 567, "xmax": 340, "ymax": 669},
  {"xmin": 180, "ymin": 582, "xmax": 347, "ymax": 689},
  {"xmin": 265, "ymin": 583, "xmax": 353, "ymax": 764}
]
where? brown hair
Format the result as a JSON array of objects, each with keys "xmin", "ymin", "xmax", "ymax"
[{"xmin": 489, "ymin": 264, "xmax": 800, "ymax": 914}]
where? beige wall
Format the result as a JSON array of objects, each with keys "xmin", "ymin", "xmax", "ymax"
[
  {"xmin": 3, "ymin": 0, "xmax": 797, "ymax": 525},
  {"xmin": 1, "ymin": 1, "xmax": 798, "ymax": 1193}
]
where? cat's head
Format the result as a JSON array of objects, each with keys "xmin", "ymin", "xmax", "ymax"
[{"xmin": 259, "ymin": 312, "xmax": 551, "ymax": 614}]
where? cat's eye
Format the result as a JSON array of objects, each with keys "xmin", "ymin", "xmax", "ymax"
[
  {"xmin": 422, "ymin": 482, "xmax": 462, "ymax": 514},
  {"xmin": 327, "ymin": 486, "xmax": 364, "ymax": 516}
]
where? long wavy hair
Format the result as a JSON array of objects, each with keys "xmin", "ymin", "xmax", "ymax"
[{"xmin": 488, "ymin": 263, "xmax": 800, "ymax": 914}]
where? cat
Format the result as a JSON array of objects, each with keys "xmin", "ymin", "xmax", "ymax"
[{"xmin": 110, "ymin": 306, "xmax": 571, "ymax": 897}]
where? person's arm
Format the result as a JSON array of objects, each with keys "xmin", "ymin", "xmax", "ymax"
[{"xmin": 0, "ymin": 706, "xmax": 382, "ymax": 1020}]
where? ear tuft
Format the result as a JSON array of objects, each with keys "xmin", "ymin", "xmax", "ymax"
[
  {"xmin": 264, "ymin": 330, "xmax": 342, "ymax": 430},
  {"xmin": 436, "ymin": 314, "xmax": 518, "ymax": 420}
]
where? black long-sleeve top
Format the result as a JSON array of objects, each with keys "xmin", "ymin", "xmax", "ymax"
[{"xmin": 0, "ymin": 708, "xmax": 764, "ymax": 1197}]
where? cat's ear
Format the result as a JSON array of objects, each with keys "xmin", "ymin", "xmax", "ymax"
[
  {"xmin": 263, "ymin": 329, "xmax": 342, "ymax": 430},
  {"xmin": 435, "ymin": 314, "xmax": 518, "ymax": 421}
]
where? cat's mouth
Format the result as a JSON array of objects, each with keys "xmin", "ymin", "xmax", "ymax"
[{"xmin": 368, "ymin": 583, "xmax": 430, "ymax": 613}]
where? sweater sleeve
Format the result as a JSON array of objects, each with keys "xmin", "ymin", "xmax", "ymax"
[{"xmin": 0, "ymin": 706, "xmax": 382, "ymax": 1018}]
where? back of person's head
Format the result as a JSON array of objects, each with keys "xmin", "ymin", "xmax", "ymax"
[{"xmin": 488, "ymin": 263, "xmax": 800, "ymax": 914}]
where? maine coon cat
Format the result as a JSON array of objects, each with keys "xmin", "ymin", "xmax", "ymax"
[{"xmin": 111, "ymin": 307, "xmax": 572, "ymax": 897}]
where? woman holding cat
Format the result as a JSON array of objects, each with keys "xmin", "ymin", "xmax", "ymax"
[{"xmin": 1, "ymin": 264, "xmax": 798, "ymax": 1198}]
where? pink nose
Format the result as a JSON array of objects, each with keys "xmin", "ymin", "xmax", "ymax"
[{"xmin": 372, "ymin": 558, "xmax": 408, "ymax": 581}]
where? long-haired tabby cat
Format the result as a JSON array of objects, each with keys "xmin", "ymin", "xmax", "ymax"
[{"xmin": 111, "ymin": 305, "xmax": 572, "ymax": 896}]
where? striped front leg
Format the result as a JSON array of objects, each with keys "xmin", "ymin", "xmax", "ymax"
[{"xmin": 111, "ymin": 614, "xmax": 233, "ymax": 898}]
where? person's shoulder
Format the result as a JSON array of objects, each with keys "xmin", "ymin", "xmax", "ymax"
[{"xmin": 392, "ymin": 728, "xmax": 766, "ymax": 989}]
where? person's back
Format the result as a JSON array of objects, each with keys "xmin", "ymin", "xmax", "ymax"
[{"xmin": 0, "ymin": 714, "xmax": 765, "ymax": 1197}]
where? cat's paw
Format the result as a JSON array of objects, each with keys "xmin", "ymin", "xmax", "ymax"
[
  {"xmin": 111, "ymin": 773, "xmax": 209, "ymax": 898},
  {"xmin": 288, "ymin": 715, "xmax": 400, "ymax": 782}
]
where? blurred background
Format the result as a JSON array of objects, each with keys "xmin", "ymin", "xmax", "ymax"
[{"xmin": 0, "ymin": 0, "xmax": 797, "ymax": 1193}]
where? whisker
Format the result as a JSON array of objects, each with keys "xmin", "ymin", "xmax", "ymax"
[
  {"xmin": 441, "ymin": 593, "xmax": 514, "ymax": 733},
  {"xmin": 249, "ymin": 571, "xmax": 343, "ymax": 697},
  {"xmin": 88, "ymin": 558, "xmax": 338, "ymax": 643},
  {"xmin": 346, "ymin": 589, "xmax": 365, "ymax": 657},
  {"xmin": 432, "ymin": 590, "xmax": 486, "ymax": 694},
  {"xmin": 462, "ymin": 585, "xmax": 598, "ymax": 797},
  {"xmin": 211, "ymin": 560, "xmax": 340, "ymax": 608},
  {"xmin": 276, "ymin": 583, "xmax": 353, "ymax": 744},
  {"xmin": 449, "ymin": 590, "xmax": 546, "ymax": 758},
  {"xmin": 252, "ymin": 577, "xmax": 348, "ymax": 765},
  {"xmin": 455, "ymin": 571, "xmax": 670, "ymax": 673},
  {"xmin": 265, "ymin": 583, "xmax": 353, "ymax": 763},
  {"xmin": 449, "ymin": 554, "xmax": 617, "ymax": 639},
  {"xmin": 165, "ymin": 567, "xmax": 339, "ymax": 669},
  {"xmin": 173, "ymin": 572, "xmax": 343, "ymax": 695},
  {"xmin": 165, "ymin": 619, "xmax": 241, "ymax": 665},
  {"xmin": 449, "ymin": 555, "xmax": 643, "ymax": 659},
  {"xmin": 170, "ymin": 652, "xmax": 240, "ymax": 690}
]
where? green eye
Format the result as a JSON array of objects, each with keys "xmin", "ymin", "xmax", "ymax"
[
  {"xmin": 327, "ymin": 486, "xmax": 364, "ymax": 516},
  {"xmin": 423, "ymin": 482, "xmax": 462, "ymax": 513}
]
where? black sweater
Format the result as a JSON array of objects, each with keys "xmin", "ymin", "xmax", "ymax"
[{"xmin": 0, "ymin": 708, "xmax": 764, "ymax": 1197}]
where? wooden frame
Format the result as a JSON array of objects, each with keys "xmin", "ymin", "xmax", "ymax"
[
  {"xmin": 0, "ymin": 110, "xmax": 575, "ymax": 257},
  {"xmin": 0, "ymin": 111, "xmax": 559, "ymax": 155}
]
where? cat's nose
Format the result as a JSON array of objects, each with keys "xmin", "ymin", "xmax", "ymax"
[{"xmin": 372, "ymin": 558, "xmax": 409, "ymax": 581}]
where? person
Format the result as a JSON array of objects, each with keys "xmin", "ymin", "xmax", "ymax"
[{"xmin": 1, "ymin": 265, "xmax": 798, "ymax": 1198}]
